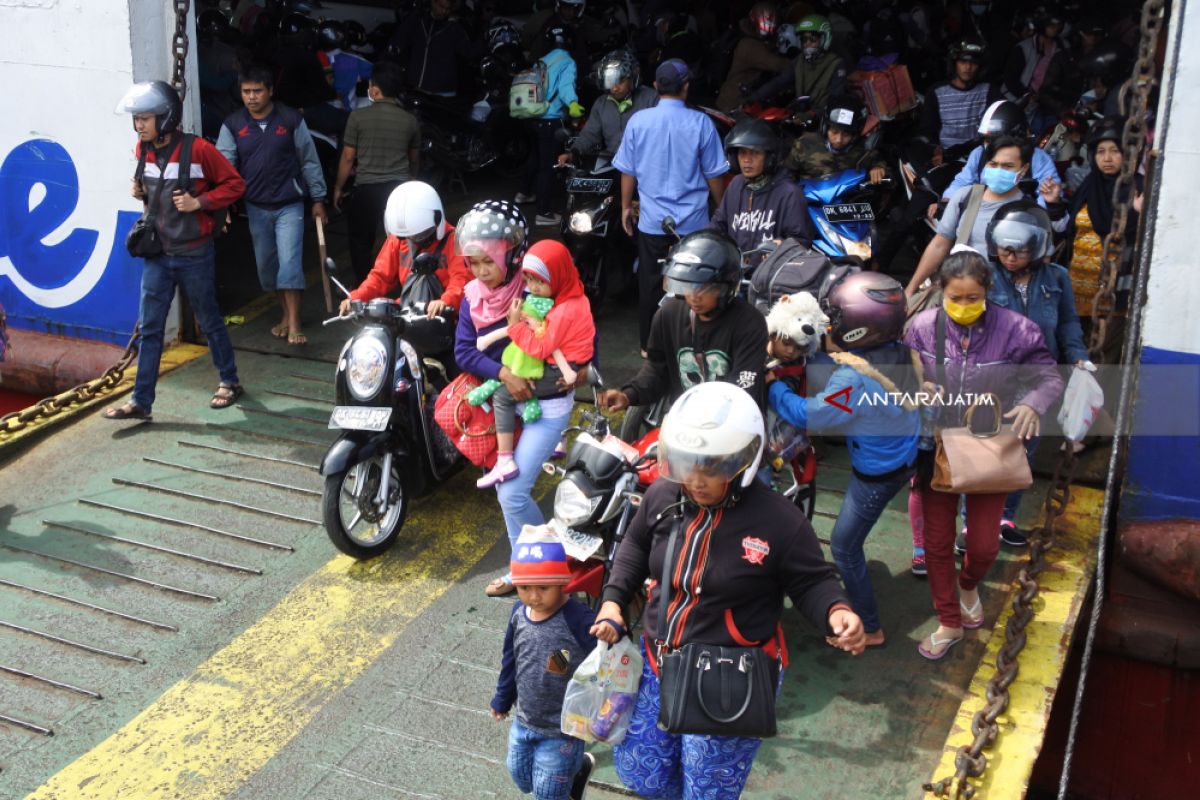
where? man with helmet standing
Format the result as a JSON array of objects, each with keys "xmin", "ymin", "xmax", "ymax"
[
  {"xmin": 338, "ymin": 181, "xmax": 472, "ymax": 321},
  {"xmin": 217, "ymin": 64, "xmax": 328, "ymax": 346},
  {"xmin": 919, "ymin": 39, "xmax": 1002, "ymax": 153},
  {"xmin": 598, "ymin": 230, "xmax": 769, "ymax": 415},
  {"xmin": 940, "ymin": 99, "xmax": 1060, "ymax": 205},
  {"xmin": 388, "ymin": 0, "xmax": 475, "ymax": 97},
  {"xmin": 1002, "ymin": 9, "xmax": 1071, "ymax": 136},
  {"xmin": 767, "ymin": 273, "xmax": 918, "ymax": 648},
  {"xmin": 591, "ymin": 381, "xmax": 864, "ymax": 797},
  {"xmin": 557, "ymin": 49, "xmax": 657, "ymax": 167},
  {"xmin": 784, "ymin": 95, "xmax": 889, "ymax": 183},
  {"xmin": 710, "ymin": 119, "xmax": 813, "ymax": 251},
  {"xmin": 613, "ymin": 59, "xmax": 729, "ymax": 352},
  {"xmin": 751, "ymin": 14, "xmax": 848, "ymax": 119},
  {"xmin": 714, "ymin": 2, "xmax": 792, "ymax": 112},
  {"xmin": 521, "ymin": 0, "xmax": 610, "ymax": 59},
  {"xmin": 107, "ymin": 82, "xmax": 246, "ymax": 420}
]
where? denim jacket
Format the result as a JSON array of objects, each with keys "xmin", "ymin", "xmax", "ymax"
[{"xmin": 988, "ymin": 262, "xmax": 1088, "ymax": 365}]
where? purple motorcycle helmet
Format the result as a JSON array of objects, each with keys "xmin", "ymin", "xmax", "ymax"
[{"xmin": 822, "ymin": 272, "xmax": 906, "ymax": 350}]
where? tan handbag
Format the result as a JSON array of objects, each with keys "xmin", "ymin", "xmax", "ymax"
[{"xmin": 931, "ymin": 394, "xmax": 1033, "ymax": 494}]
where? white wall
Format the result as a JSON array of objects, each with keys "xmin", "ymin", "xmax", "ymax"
[{"xmin": 1144, "ymin": 0, "xmax": 1200, "ymax": 357}]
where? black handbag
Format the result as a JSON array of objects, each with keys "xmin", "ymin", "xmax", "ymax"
[
  {"xmin": 654, "ymin": 514, "xmax": 780, "ymax": 738},
  {"xmin": 126, "ymin": 134, "xmax": 194, "ymax": 259}
]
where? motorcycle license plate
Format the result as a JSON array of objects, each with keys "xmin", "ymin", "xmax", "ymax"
[
  {"xmin": 823, "ymin": 203, "xmax": 875, "ymax": 223},
  {"xmin": 329, "ymin": 406, "xmax": 392, "ymax": 431},
  {"xmin": 567, "ymin": 177, "xmax": 613, "ymax": 194}
]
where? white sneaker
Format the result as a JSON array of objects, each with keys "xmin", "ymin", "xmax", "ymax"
[
  {"xmin": 514, "ymin": 192, "xmax": 537, "ymax": 204},
  {"xmin": 535, "ymin": 213, "xmax": 562, "ymax": 227}
]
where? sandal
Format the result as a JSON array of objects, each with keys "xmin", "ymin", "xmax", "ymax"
[
  {"xmin": 485, "ymin": 577, "xmax": 515, "ymax": 597},
  {"xmin": 270, "ymin": 323, "xmax": 289, "ymax": 338},
  {"xmin": 960, "ymin": 596, "xmax": 985, "ymax": 629},
  {"xmin": 210, "ymin": 383, "xmax": 244, "ymax": 410},
  {"xmin": 103, "ymin": 402, "xmax": 151, "ymax": 421},
  {"xmin": 918, "ymin": 629, "xmax": 963, "ymax": 661},
  {"xmin": 287, "ymin": 331, "xmax": 307, "ymax": 346}
]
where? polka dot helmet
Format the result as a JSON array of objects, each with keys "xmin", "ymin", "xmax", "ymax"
[{"xmin": 455, "ymin": 200, "xmax": 529, "ymax": 283}]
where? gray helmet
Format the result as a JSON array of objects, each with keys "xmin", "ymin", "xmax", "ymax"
[
  {"xmin": 596, "ymin": 48, "xmax": 640, "ymax": 91},
  {"xmin": 663, "ymin": 230, "xmax": 742, "ymax": 308},
  {"xmin": 115, "ymin": 81, "xmax": 183, "ymax": 136},
  {"xmin": 455, "ymin": 200, "xmax": 529, "ymax": 282},
  {"xmin": 724, "ymin": 118, "xmax": 780, "ymax": 173},
  {"xmin": 822, "ymin": 272, "xmax": 905, "ymax": 350},
  {"xmin": 985, "ymin": 200, "xmax": 1054, "ymax": 261}
]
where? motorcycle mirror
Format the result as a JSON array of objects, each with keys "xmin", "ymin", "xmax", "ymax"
[
  {"xmin": 324, "ymin": 256, "xmax": 338, "ymax": 273},
  {"xmin": 661, "ymin": 216, "xmax": 677, "ymax": 237},
  {"xmin": 586, "ymin": 363, "xmax": 604, "ymax": 388}
]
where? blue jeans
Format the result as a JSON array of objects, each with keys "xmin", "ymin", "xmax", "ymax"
[
  {"xmin": 497, "ymin": 408, "xmax": 571, "ymax": 579},
  {"xmin": 1001, "ymin": 436, "xmax": 1041, "ymax": 523},
  {"xmin": 133, "ymin": 245, "xmax": 238, "ymax": 411},
  {"xmin": 830, "ymin": 469, "xmax": 912, "ymax": 633},
  {"xmin": 245, "ymin": 202, "xmax": 306, "ymax": 291},
  {"xmin": 506, "ymin": 719, "xmax": 585, "ymax": 800},
  {"xmin": 614, "ymin": 641, "xmax": 771, "ymax": 799}
]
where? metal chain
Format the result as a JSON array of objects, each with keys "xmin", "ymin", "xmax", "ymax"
[
  {"xmin": 0, "ymin": 328, "xmax": 139, "ymax": 438},
  {"xmin": 924, "ymin": 1, "xmax": 1164, "ymax": 797},
  {"xmin": 171, "ymin": 0, "xmax": 191, "ymax": 101}
]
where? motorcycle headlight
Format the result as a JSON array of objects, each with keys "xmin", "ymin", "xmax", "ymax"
[
  {"xmin": 347, "ymin": 337, "xmax": 388, "ymax": 400},
  {"xmin": 569, "ymin": 211, "xmax": 594, "ymax": 234},
  {"xmin": 553, "ymin": 479, "xmax": 603, "ymax": 527}
]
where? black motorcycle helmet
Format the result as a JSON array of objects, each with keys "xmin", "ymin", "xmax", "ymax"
[
  {"xmin": 1080, "ymin": 42, "xmax": 1133, "ymax": 88},
  {"xmin": 342, "ymin": 19, "xmax": 367, "ymax": 49},
  {"xmin": 949, "ymin": 37, "xmax": 987, "ymax": 64},
  {"xmin": 198, "ymin": 9, "xmax": 234, "ymax": 43},
  {"xmin": 662, "ymin": 230, "xmax": 742, "ymax": 309},
  {"xmin": 724, "ymin": 119, "xmax": 780, "ymax": 174},
  {"xmin": 278, "ymin": 11, "xmax": 315, "ymax": 37},
  {"xmin": 985, "ymin": 200, "xmax": 1054, "ymax": 262},
  {"xmin": 1086, "ymin": 115, "xmax": 1125, "ymax": 149},
  {"xmin": 820, "ymin": 95, "xmax": 867, "ymax": 139},
  {"xmin": 543, "ymin": 23, "xmax": 575, "ymax": 52},
  {"xmin": 316, "ymin": 19, "xmax": 346, "ymax": 50},
  {"xmin": 115, "ymin": 81, "xmax": 183, "ymax": 136},
  {"xmin": 977, "ymin": 100, "xmax": 1029, "ymax": 139}
]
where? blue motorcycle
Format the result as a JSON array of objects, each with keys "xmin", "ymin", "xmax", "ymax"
[{"xmin": 800, "ymin": 168, "xmax": 894, "ymax": 265}]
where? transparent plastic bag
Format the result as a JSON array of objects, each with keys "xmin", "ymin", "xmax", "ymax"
[
  {"xmin": 560, "ymin": 638, "xmax": 643, "ymax": 744},
  {"xmin": 1057, "ymin": 366, "xmax": 1104, "ymax": 442}
]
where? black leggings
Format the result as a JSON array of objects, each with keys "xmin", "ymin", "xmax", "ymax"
[{"xmin": 492, "ymin": 363, "xmax": 570, "ymax": 435}]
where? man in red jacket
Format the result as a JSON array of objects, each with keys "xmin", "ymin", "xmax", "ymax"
[
  {"xmin": 339, "ymin": 182, "xmax": 471, "ymax": 319},
  {"xmin": 107, "ymin": 81, "xmax": 245, "ymax": 421}
]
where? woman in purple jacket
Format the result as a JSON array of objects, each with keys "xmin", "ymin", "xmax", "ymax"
[
  {"xmin": 453, "ymin": 200, "xmax": 580, "ymax": 598},
  {"xmin": 903, "ymin": 251, "xmax": 1064, "ymax": 660}
]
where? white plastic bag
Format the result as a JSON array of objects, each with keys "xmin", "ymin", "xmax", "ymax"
[
  {"xmin": 560, "ymin": 638, "xmax": 643, "ymax": 744},
  {"xmin": 1057, "ymin": 365, "xmax": 1104, "ymax": 442}
]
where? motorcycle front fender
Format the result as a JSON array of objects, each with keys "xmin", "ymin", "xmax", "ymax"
[{"xmin": 319, "ymin": 430, "xmax": 407, "ymax": 476}]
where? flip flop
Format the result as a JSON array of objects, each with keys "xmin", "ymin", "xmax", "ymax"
[
  {"xmin": 960, "ymin": 597, "xmax": 985, "ymax": 629},
  {"xmin": 288, "ymin": 331, "xmax": 307, "ymax": 346},
  {"xmin": 918, "ymin": 631, "xmax": 963, "ymax": 661},
  {"xmin": 210, "ymin": 383, "xmax": 244, "ymax": 410},
  {"xmin": 270, "ymin": 323, "xmax": 289, "ymax": 338},
  {"xmin": 102, "ymin": 402, "xmax": 151, "ymax": 421}
]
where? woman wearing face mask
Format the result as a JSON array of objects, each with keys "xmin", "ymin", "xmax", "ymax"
[
  {"xmin": 906, "ymin": 135, "xmax": 1060, "ymax": 295},
  {"xmin": 1042, "ymin": 116, "xmax": 1143, "ymax": 363},
  {"xmin": 903, "ymin": 251, "xmax": 1064, "ymax": 660}
]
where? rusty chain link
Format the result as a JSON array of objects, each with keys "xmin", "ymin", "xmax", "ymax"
[
  {"xmin": 171, "ymin": 0, "xmax": 191, "ymax": 101},
  {"xmin": 0, "ymin": 328, "xmax": 140, "ymax": 438},
  {"xmin": 924, "ymin": 1, "xmax": 1164, "ymax": 797}
]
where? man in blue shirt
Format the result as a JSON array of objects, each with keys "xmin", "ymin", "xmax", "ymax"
[{"xmin": 614, "ymin": 59, "xmax": 729, "ymax": 351}]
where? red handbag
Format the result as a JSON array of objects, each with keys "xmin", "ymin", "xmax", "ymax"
[{"xmin": 433, "ymin": 373, "xmax": 512, "ymax": 469}]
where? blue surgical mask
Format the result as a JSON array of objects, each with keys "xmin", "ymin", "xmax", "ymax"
[{"xmin": 981, "ymin": 166, "xmax": 1019, "ymax": 194}]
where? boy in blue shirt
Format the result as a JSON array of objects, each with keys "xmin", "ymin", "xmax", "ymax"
[{"xmin": 491, "ymin": 527, "xmax": 599, "ymax": 799}]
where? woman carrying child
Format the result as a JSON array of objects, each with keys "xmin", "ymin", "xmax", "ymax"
[
  {"xmin": 767, "ymin": 273, "xmax": 918, "ymax": 648},
  {"xmin": 452, "ymin": 200, "xmax": 595, "ymax": 598}
]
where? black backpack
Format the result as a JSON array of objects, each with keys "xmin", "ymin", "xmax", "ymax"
[{"xmin": 747, "ymin": 238, "xmax": 859, "ymax": 314}]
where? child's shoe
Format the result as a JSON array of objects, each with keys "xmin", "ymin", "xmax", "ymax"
[
  {"xmin": 467, "ymin": 379, "xmax": 501, "ymax": 406},
  {"xmin": 520, "ymin": 399, "xmax": 543, "ymax": 423},
  {"xmin": 551, "ymin": 437, "xmax": 567, "ymax": 460},
  {"xmin": 477, "ymin": 455, "xmax": 519, "ymax": 489}
]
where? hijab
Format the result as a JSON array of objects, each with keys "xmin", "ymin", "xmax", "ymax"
[
  {"xmin": 520, "ymin": 240, "xmax": 585, "ymax": 305},
  {"xmin": 1069, "ymin": 136, "xmax": 1142, "ymax": 238}
]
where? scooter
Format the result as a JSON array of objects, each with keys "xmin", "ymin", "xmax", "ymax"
[
  {"xmin": 319, "ymin": 268, "xmax": 462, "ymax": 559},
  {"xmin": 801, "ymin": 169, "xmax": 894, "ymax": 265},
  {"xmin": 560, "ymin": 150, "xmax": 624, "ymax": 308}
]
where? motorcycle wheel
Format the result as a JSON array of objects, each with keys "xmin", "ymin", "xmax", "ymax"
[
  {"xmin": 492, "ymin": 132, "xmax": 532, "ymax": 179},
  {"xmin": 322, "ymin": 457, "xmax": 408, "ymax": 559},
  {"xmin": 618, "ymin": 404, "xmax": 652, "ymax": 444}
]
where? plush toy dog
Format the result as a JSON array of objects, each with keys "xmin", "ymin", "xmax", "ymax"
[{"xmin": 766, "ymin": 292, "xmax": 828, "ymax": 358}]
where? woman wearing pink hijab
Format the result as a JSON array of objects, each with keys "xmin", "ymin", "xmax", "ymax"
[{"xmin": 453, "ymin": 201, "xmax": 594, "ymax": 597}]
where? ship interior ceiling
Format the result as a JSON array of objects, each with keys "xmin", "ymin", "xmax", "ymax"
[{"xmin": 1, "ymin": 0, "xmax": 1199, "ymax": 798}]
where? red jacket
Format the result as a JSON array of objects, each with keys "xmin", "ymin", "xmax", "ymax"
[
  {"xmin": 350, "ymin": 227, "xmax": 472, "ymax": 310},
  {"xmin": 135, "ymin": 135, "xmax": 244, "ymax": 254},
  {"xmin": 506, "ymin": 240, "xmax": 595, "ymax": 364}
]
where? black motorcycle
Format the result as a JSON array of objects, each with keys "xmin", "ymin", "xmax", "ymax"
[
  {"xmin": 319, "ymin": 269, "xmax": 461, "ymax": 558},
  {"xmin": 400, "ymin": 90, "xmax": 499, "ymax": 192},
  {"xmin": 559, "ymin": 150, "xmax": 625, "ymax": 307}
]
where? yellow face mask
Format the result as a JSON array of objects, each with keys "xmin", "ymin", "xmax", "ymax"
[{"xmin": 944, "ymin": 299, "xmax": 986, "ymax": 326}]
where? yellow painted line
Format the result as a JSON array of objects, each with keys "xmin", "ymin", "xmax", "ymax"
[
  {"xmin": 28, "ymin": 500, "xmax": 497, "ymax": 800},
  {"xmin": 926, "ymin": 485, "xmax": 1106, "ymax": 798}
]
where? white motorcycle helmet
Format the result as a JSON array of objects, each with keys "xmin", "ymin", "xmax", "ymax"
[
  {"xmin": 658, "ymin": 383, "xmax": 765, "ymax": 493},
  {"xmin": 383, "ymin": 180, "xmax": 446, "ymax": 241}
]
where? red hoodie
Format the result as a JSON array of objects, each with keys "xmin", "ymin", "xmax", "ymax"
[
  {"xmin": 350, "ymin": 226, "xmax": 472, "ymax": 310},
  {"xmin": 135, "ymin": 135, "xmax": 244, "ymax": 254},
  {"xmin": 506, "ymin": 240, "xmax": 595, "ymax": 364}
]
